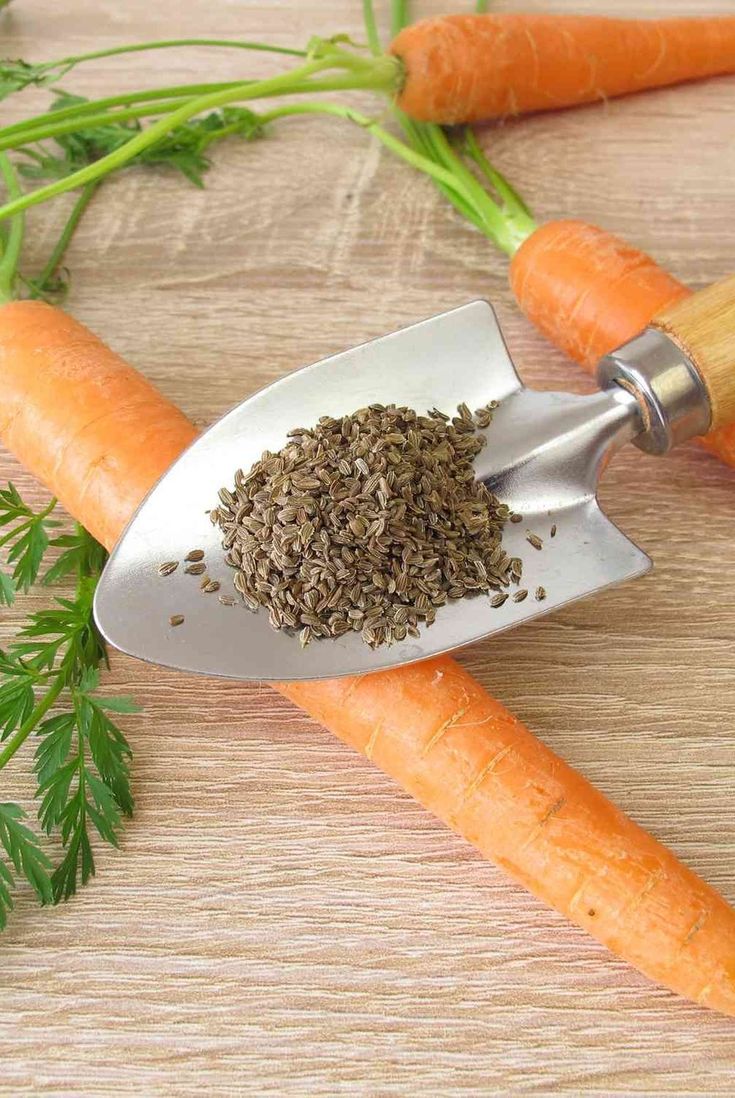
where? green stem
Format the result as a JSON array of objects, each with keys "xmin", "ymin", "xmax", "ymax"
[
  {"xmin": 391, "ymin": 0, "xmax": 411, "ymax": 36},
  {"xmin": 0, "ymin": 58, "xmax": 401, "ymax": 221},
  {"xmin": 5, "ymin": 99, "xmax": 193, "ymax": 152},
  {"xmin": 4, "ymin": 75, "xmax": 351, "ymax": 152},
  {"xmin": 0, "ymin": 676, "xmax": 64, "ymax": 770},
  {"xmin": 4, "ymin": 100, "xmax": 196, "ymax": 152},
  {"xmin": 261, "ymin": 95, "xmax": 535, "ymax": 256},
  {"xmin": 395, "ymin": 114, "xmax": 529, "ymax": 253},
  {"xmin": 362, "ymin": 0, "xmax": 382, "ymax": 56},
  {"xmin": 395, "ymin": 112, "xmax": 486, "ymax": 232},
  {"xmin": 31, "ymin": 182, "xmax": 99, "ymax": 297},
  {"xmin": 463, "ymin": 128, "xmax": 534, "ymax": 219},
  {"xmin": 258, "ymin": 102, "xmax": 482, "ymax": 211},
  {"xmin": 0, "ymin": 82, "xmax": 249, "ymax": 144},
  {"xmin": 41, "ymin": 37, "xmax": 308, "ymax": 72},
  {"xmin": 462, "ymin": 128, "xmax": 537, "ymax": 251},
  {"xmin": 0, "ymin": 153, "xmax": 24, "ymax": 301}
]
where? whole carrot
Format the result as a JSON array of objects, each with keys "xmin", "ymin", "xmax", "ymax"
[
  {"xmin": 1, "ymin": 298, "xmax": 734, "ymax": 1015},
  {"xmin": 508, "ymin": 219, "xmax": 735, "ymax": 466},
  {"xmin": 391, "ymin": 13, "xmax": 735, "ymax": 124}
]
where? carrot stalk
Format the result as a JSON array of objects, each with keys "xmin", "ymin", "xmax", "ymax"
[
  {"xmin": 41, "ymin": 37, "xmax": 308, "ymax": 68},
  {"xmin": 363, "ymin": 0, "xmax": 382, "ymax": 57},
  {"xmin": 0, "ymin": 53, "xmax": 401, "ymax": 221},
  {"xmin": 0, "ymin": 155, "xmax": 24, "ymax": 303},
  {"xmin": 0, "ymin": 83, "xmax": 253, "ymax": 144},
  {"xmin": 1, "ymin": 299, "xmax": 734, "ymax": 1015},
  {"xmin": 391, "ymin": 13, "xmax": 735, "ymax": 124},
  {"xmin": 391, "ymin": 1, "xmax": 410, "ymax": 39},
  {"xmin": 257, "ymin": 101, "xmax": 508, "ymax": 244},
  {"xmin": 28, "ymin": 181, "xmax": 99, "ymax": 299}
]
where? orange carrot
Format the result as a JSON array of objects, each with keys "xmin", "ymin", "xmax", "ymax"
[
  {"xmin": 0, "ymin": 300, "xmax": 197, "ymax": 549},
  {"xmin": 391, "ymin": 13, "xmax": 735, "ymax": 124},
  {"xmin": 282, "ymin": 662, "xmax": 735, "ymax": 1017},
  {"xmin": 509, "ymin": 219, "xmax": 735, "ymax": 467},
  {"xmin": 1, "ymin": 297, "xmax": 734, "ymax": 1014}
]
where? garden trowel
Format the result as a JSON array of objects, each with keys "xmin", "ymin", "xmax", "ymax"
[{"xmin": 94, "ymin": 277, "xmax": 735, "ymax": 681}]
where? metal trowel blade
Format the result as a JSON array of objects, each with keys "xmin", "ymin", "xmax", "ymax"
[{"xmin": 94, "ymin": 302, "xmax": 651, "ymax": 681}]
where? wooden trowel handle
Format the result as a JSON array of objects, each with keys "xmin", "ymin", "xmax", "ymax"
[{"xmin": 652, "ymin": 276, "xmax": 735, "ymax": 431}]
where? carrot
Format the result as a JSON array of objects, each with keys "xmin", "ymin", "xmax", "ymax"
[
  {"xmin": 391, "ymin": 13, "xmax": 735, "ymax": 124},
  {"xmin": 509, "ymin": 219, "xmax": 735, "ymax": 466},
  {"xmin": 282, "ymin": 662, "xmax": 735, "ymax": 1017},
  {"xmin": 1, "ymin": 297, "xmax": 734, "ymax": 1015},
  {"xmin": 0, "ymin": 300, "xmax": 198, "ymax": 550}
]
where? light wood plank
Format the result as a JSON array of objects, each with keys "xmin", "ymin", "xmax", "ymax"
[{"xmin": 2, "ymin": 2, "xmax": 735, "ymax": 1093}]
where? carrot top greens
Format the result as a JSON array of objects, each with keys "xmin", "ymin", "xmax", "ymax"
[
  {"xmin": 0, "ymin": 486, "xmax": 140, "ymax": 926},
  {"xmin": 0, "ymin": 0, "xmax": 537, "ymax": 929},
  {"xmin": 0, "ymin": 2, "xmax": 536, "ymax": 256}
]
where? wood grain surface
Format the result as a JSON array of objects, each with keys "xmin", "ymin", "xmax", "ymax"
[{"xmin": 2, "ymin": 1, "xmax": 735, "ymax": 1094}]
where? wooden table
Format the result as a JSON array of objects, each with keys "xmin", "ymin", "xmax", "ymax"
[{"xmin": 2, "ymin": 1, "xmax": 735, "ymax": 1093}]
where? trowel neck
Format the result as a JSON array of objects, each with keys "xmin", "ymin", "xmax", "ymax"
[{"xmin": 597, "ymin": 328, "xmax": 711, "ymax": 455}]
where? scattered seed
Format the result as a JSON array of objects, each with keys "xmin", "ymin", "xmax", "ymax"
[
  {"xmin": 169, "ymin": 614, "xmax": 185, "ymax": 627},
  {"xmin": 218, "ymin": 595, "xmax": 236, "ymax": 606},
  {"xmin": 185, "ymin": 549, "xmax": 205, "ymax": 562},
  {"xmin": 526, "ymin": 533, "xmax": 543, "ymax": 551},
  {"xmin": 512, "ymin": 589, "xmax": 529, "ymax": 603},
  {"xmin": 184, "ymin": 562, "xmax": 206, "ymax": 575},
  {"xmin": 535, "ymin": 586, "xmax": 547, "ymax": 601},
  {"xmin": 510, "ymin": 513, "xmax": 523, "ymax": 524},
  {"xmin": 202, "ymin": 580, "xmax": 220, "ymax": 594},
  {"xmin": 158, "ymin": 561, "xmax": 179, "ymax": 577},
  {"xmin": 550, "ymin": 523, "xmax": 557, "ymax": 538},
  {"xmin": 491, "ymin": 593, "xmax": 509, "ymax": 608}
]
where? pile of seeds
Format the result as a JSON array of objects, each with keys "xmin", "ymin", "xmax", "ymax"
[{"xmin": 210, "ymin": 402, "xmax": 524, "ymax": 648}]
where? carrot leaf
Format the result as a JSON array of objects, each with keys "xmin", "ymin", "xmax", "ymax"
[
  {"xmin": 0, "ymin": 570, "xmax": 15, "ymax": 607},
  {"xmin": 37, "ymin": 680, "xmax": 134, "ymax": 902},
  {"xmin": 0, "ymin": 59, "xmax": 72, "ymax": 102},
  {"xmin": 0, "ymin": 511, "xmax": 137, "ymax": 925},
  {"xmin": 14, "ymin": 91, "xmax": 264, "ymax": 187},
  {"xmin": 0, "ymin": 153, "xmax": 24, "ymax": 301},
  {"xmin": 0, "ymin": 485, "xmax": 59, "ymax": 592},
  {"xmin": 0, "ymin": 802, "xmax": 53, "ymax": 927}
]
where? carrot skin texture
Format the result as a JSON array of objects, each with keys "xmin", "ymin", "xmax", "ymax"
[
  {"xmin": 1, "ymin": 299, "xmax": 735, "ymax": 1014},
  {"xmin": 0, "ymin": 301, "xmax": 198, "ymax": 549},
  {"xmin": 509, "ymin": 220, "xmax": 689, "ymax": 370},
  {"xmin": 282, "ymin": 662, "xmax": 735, "ymax": 1016},
  {"xmin": 509, "ymin": 220, "xmax": 735, "ymax": 467},
  {"xmin": 392, "ymin": 13, "xmax": 735, "ymax": 124}
]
